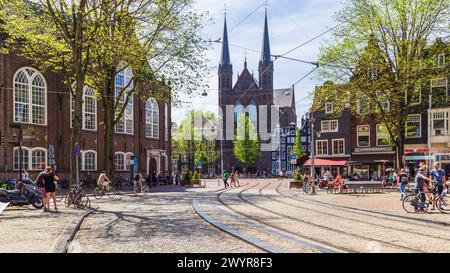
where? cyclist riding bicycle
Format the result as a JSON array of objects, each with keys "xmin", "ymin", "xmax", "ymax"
[
  {"xmin": 415, "ymin": 167, "xmax": 436, "ymax": 213},
  {"xmin": 97, "ymin": 170, "xmax": 112, "ymax": 192}
]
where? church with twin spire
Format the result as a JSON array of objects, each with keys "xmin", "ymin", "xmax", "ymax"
[{"xmin": 218, "ymin": 9, "xmax": 297, "ymax": 174}]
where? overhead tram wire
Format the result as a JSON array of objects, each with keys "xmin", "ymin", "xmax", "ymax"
[{"xmin": 227, "ymin": 0, "xmax": 269, "ymax": 34}]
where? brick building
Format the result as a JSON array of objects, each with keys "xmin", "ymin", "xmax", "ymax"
[{"xmin": 0, "ymin": 50, "xmax": 171, "ymax": 181}]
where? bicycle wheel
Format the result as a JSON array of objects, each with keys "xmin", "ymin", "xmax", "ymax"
[
  {"xmin": 402, "ymin": 194, "xmax": 419, "ymax": 213},
  {"xmin": 93, "ymin": 187, "xmax": 104, "ymax": 200},
  {"xmin": 106, "ymin": 187, "xmax": 117, "ymax": 199},
  {"xmin": 437, "ymin": 195, "xmax": 450, "ymax": 214},
  {"xmin": 142, "ymin": 185, "xmax": 150, "ymax": 193},
  {"xmin": 56, "ymin": 190, "xmax": 65, "ymax": 202},
  {"xmin": 64, "ymin": 193, "xmax": 74, "ymax": 208},
  {"xmin": 74, "ymin": 194, "xmax": 90, "ymax": 209}
]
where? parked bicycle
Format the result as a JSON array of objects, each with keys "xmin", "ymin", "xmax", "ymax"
[
  {"xmin": 114, "ymin": 176, "xmax": 133, "ymax": 191},
  {"xmin": 64, "ymin": 182, "xmax": 90, "ymax": 209},
  {"xmin": 132, "ymin": 179, "xmax": 150, "ymax": 196},
  {"xmin": 403, "ymin": 182, "xmax": 449, "ymax": 214}
]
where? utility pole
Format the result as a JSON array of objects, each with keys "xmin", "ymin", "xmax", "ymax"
[{"xmin": 310, "ymin": 116, "xmax": 315, "ymax": 181}]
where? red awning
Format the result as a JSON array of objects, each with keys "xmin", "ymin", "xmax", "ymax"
[{"xmin": 304, "ymin": 158, "xmax": 348, "ymax": 167}]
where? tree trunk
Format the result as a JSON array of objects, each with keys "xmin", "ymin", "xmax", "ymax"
[
  {"xmin": 102, "ymin": 69, "xmax": 116, "ymax": 180},
  {"xmin": 70, "ymin": 81, "xmax": 84, "ymax": 186}
]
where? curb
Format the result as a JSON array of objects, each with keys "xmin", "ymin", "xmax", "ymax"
[{"xmin": 52, "ymin": 207, "xmax": 98, "ymax": 253}]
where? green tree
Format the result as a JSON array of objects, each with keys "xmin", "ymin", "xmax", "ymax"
[
  {"xmin": 291, "ymin": 128, "xmax": 305, "ymax": 159},
  {"xmin": 173, "ymin": 110, "xmax": 219, "ymax": 171},
  {"xmin": 85, "ymin": 0, "xmax": 209, "ymax": 177},
  {"xmin": 194, "ymin": 141, "xmax": 208, "ymax": 169},
  {"xmin": 233, "ymin": 114, "xmax": 261, "ymax": 171},
  {"xmin": 0, "ymin": 0, "xmax": 97, "ymax": 184},
  {"xmin": 316, "ymin": 0, "xmax": 449, "ymax": 168}
]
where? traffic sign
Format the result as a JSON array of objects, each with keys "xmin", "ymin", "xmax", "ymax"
[
  {"xmin": 197, "ymin": 161, "xmax": 203, "ymax": 168},
  {"xmin": 74, "ymin": 143, "xmax": 81, "ymax": 157}
]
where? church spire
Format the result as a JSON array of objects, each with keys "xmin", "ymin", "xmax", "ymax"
[
  {"xmin": 261, "ymin": 7, "xmax": 271, "ymax": 66},
  {"xmin": 220, "ymin": 14, "xmax": 231, "ymax": 69}
]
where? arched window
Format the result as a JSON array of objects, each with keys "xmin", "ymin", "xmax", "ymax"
[
  {"xmin": 115, "ymin": 152, "xmax": 125, "ymax": 171},
  {"xmin": 145, "ymin": 98, "xmax": 159, "ymax": 139},
  {"xmin": 115, "ymin": 66, "xmax": 134, "ymax": 135},
  {"xmin": 14, "ymin": 68, "xmax": 47, "ymax": 125},
  {"xmin": 248, "ymin": 100, "xmax": 258, "ymax": 127},
  {"xmin": 13, "ymin": 147, "xmax": 30, "ymax": 171},
  {"xmin": 82, "ymin": 150, "xmax": 97, "ymax": 171},
  {"xmin": 31, "ymin": 148, "xmax": 47, "ymax": 170},
  {"xmin": 234, "ymin": 100, "xmax": 244, "ymax": 130},
  {"xmin": 70, "ymin": 86, "xmax": 97, "ymax": 131}
]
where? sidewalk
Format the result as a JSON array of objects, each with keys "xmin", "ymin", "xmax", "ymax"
[{"xmin": 0, "ymin": 203, "xmax": 83, "ymax": 253}]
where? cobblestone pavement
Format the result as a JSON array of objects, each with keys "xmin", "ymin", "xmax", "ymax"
[
  {"xmin": 6, "ymin": 179, "xmax": 450, "ymax": 253},
  {"xmin": 68, "ymin": 182, "xmax": 261, "ymax": 253},
  {"xmin": 0, "ymin": 203, "xmax": 83, "ymax": 253}
]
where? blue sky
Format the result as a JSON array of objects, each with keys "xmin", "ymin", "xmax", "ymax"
[{"xmin": 172, "ymin": 0, "xmax": 345, "ymax": 124}]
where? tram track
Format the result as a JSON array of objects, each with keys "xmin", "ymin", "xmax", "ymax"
[
  {"xmin": 260, "ymin": 184, "xmax": 450, "ymax": 242},
  {"xmin": 227, "ymin": 181, "xmax": 426, "ymax": 253},
  {"xmin": 216, "ymin": 182, "xmax": 355, "ymax": 253},
  {"xmin": 196, "ymin": 182, "xmax": 348, "ymax": 253},
  {"xmin": 276, "ymin": 183, "xmax": 450, "ymax": 227}
]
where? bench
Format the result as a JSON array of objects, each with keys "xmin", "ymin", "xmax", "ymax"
[
  {"xmin": 289, "ymin": 181, "xmax": 303, "ymax": 189},
  {"xmin": 328, "ymin": 181, "xmax": 388, "ymax": 194}
]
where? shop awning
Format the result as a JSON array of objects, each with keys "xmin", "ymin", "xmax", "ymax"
[
  {"xmin": 404, "ymin": 153, "xmax": 433, "ymax": 161},
  {"xmin": 304, "ymin": 159, "xmax": 348, "ymax": 167}
]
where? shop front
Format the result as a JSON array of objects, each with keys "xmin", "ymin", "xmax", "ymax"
[
  {"xmin": 403, "ymin": 149, "xmax": 433, "ymax": 177},
  {"xmin": 350, "ymin": 147, "xmax": 396, "ymax": 181},
  {"xmin": 304, "ymin": 158, "xmax": 349, "ymax": 178}
]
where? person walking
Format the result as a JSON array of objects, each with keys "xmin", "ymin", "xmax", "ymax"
[
  {"xmin": 399, "ymin": 168, "xmax": 409, "ymax": 201},
  {"xmin": 230, "ymin": 171, "xmax": 236, "ymax": 187},
  {"xmin": 392, "ymin": 170, "xmax": 399, "ymax": 188},
  {"xmin": 35, "ymin": 170, "xmax": 47, "ymax": 211},
  {"xmin": 235, "ymin": 171, "xmax": 240, "ymax": 187},
  {"xmin": 134, "ymin": 171, "xmax": 145, "ymax": 192},
  {"xmin": 42, "ymin": 166, "xmax": 59, "ymax": 212},
  {"xmin": 223, "ymin": 170, "xmax": 230, "ymax": 188},
  {"xmin": 429, "ymin": 162, "xmax": 446, "ymax": 210}
]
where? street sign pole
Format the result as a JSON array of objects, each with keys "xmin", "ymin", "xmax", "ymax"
[{"xmin": 75, "ymin": 143, "xmax": 81, "ymax": 186}]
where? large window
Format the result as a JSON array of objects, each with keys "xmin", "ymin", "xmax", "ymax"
[
  {"xmin": 321, "ymin": 120, "xmax": 338, "ymax": 133},
  {"xmin": 406, "ymin": 114, "xmax": 422, "ymax": 138},
  {"xmin": 115, "ymin": 67, "xmax": 134, "ymax": 134},
  {"xmin": 357, "ymin": 125, "xmax": 370, "ymax": 147},
  {"xmin": 248, "ymin": 100, "xmax": 258, "ymax": 127},
  {"xmin": 145, "ymin": 98, "xmax": 159, "ymax": 139},
  {"xmin": 325, "ymin": 103, "xmax": 333, "ymax": 114},
  {"xmin": 316, "ymin": 140, "xmax": 328, "ymax": 156},
  {"xmin": 376, "ymin": 124, "xmax": 390, "ymax": 147},
  {"xmin": 82, "ymin": 150, "xmax": 97, "ymax": 171},
  {"xmin": 115, "ymin": 152, "xmax": 134, "ymax": 171},
  {"xmin": 115, "ymin": 152, "xmax": 125, "ymax": 171},
  {"xmin": 14, "ymin": 68, "xmax": 47, "ymax": 125},
  {"xmin": 13, "ymin": 147, "xmax": 46, "ymax": 171},
  {"xmin": 234, "ymin": 101, "xmax": 244, "ymax": 130},
  {"xmin": 13, "ymin": 147, "xmax": 30, "ymax": 171},
  {"xmin": 71, "ymin": 86, "xmax": 97, "ymax": 131},
  {"xmin": 332, "ymin": 139, "xmax": 345, "ymax": 155},
  {"xmin": 431, "ymin": 111, "xmax": 448, "ymax": 136},
  {"xmin": 357, "ymin": 98, "xmax": 369, "ymax": 115}
]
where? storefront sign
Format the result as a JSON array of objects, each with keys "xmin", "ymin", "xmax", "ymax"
[{"xmin": 354, "ymin": 147, "xmax": 393, "ymax": 153}]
